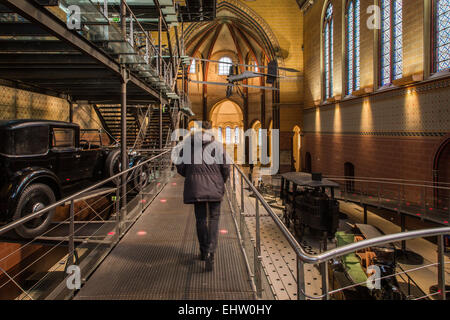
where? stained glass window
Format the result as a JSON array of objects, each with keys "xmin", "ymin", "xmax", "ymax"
[
  {"xmin": 218, "ymin": 57, "xmax": 232, "ymax": 75},
  {"xmin": 346, "ymin": 0, "xmax": 360, "ymax": 95},
  {"xmin": 380, "ymin": 0, "xmax": 403, "ymax": 86},
  {"xmin": 324, "ymin": 3, "xmax": 334, "ymax": 99},
  {"xmin": 434, "ymin": 0, "xmax": 450, "ymax": 72},
  {"xmin": 235, "ymin": 127, "xmax": 240, "ymax": 144}
]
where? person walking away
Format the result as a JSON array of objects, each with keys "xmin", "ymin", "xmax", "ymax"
[{"xmin": 176, "ymin": 121, "xmax": 230, "ymax": 271}]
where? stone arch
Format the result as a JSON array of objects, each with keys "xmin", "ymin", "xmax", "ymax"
[
  {"xmin": 209, "ymin": 99, "xmax": 244, "ymax": 129},
  {"xmin": 250, "ymin": 119, "xmax": 262, "ymax": 130},
  {"xmin": 433, "ymin": 136, "xmax": 450, "ymax": 209}
]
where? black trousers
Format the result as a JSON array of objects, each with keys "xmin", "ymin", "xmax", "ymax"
[{"xmin": 194, "ymin": 201, "xmax": 221, "ymax": 255}]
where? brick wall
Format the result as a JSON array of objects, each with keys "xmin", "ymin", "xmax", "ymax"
[{"xmin": 301, "ymin": 0, "xmax": 450, "ymax": 191}]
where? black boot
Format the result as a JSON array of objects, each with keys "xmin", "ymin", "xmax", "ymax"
[
  {"xmin": 205, "ymin": 253, "xmax": 214, "ymax": 272},
  {"xmin": 200, "ymin": 250, "xmax": 207, "ymax": 261}
]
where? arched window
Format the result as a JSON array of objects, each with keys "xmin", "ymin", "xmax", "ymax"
[
  {"xmin": 380, "ymin": 0, "xmax": 403, "ymax": 87},
  {"xmin": 258, "ymin": 128, "xmax": 262, "ymax": 147},
  {"xmin": 304, "ymin": 152, "xmax": 312, "ymax": 173},
  {"xmin": 235, "ymin": 127, "xmax": 240, "ymax": 144},
  {"xmin": 217, "ymin": 127, "xmax": 222, "ymax": 142},
  {"xmin": 344, "ymin": 162, "xmax": 355, "ymax": 192},
  {"xmin": 225, "ymin": 126, "xmax": 231, "ymax": 144},
  {"xmin": 323, "ymin": 3, "xmax": 334, "ymax": 100},
  {"xmin": 218, "ymin": 57, "xmax": 232, "ymax": 75},
  {"xmin": 189, "ymin": 58, "xmax": 196, "ymax": 74},
  {"xmin": 346, "ymin": 0, "xmax": 361, "ymax": 95},
  {"xmin": 433, "ymin": 0, "xmax": 450, "ymax": 72}
]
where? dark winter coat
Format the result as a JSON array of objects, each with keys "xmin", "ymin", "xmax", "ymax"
[{"xmin": 176, "ymin": 131, "xmax": 230, "ymax": 204}]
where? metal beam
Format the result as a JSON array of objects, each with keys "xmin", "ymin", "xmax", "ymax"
[
  {"xmin": 0, "ymin": 0, "xmax": 165, "ymax": 103},
  {"xmin": 0, "ymin": 53, "xmax": 94, "ymax": 64},
  {"xmin": 0, "ymin": 40, "xmax": 75, "ymax": 52},
  {"xmin": 0, "ymin": 69, "xmax": 116, "ymax": 79},
  {"xmin": 0, "ymin": 64, "xmax": 106, "ymax": 69},
  {"xmin": 0, "ymin": 22, "xmax": 49, "ymax": 36},
  {"xmin": 73, "ymin": 97, "xmax": 158, "ymax": 104}
]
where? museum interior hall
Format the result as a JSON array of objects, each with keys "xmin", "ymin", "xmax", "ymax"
[{"xmin": 0, "ymin": 0, "xmax": 448, "ymax": 301}]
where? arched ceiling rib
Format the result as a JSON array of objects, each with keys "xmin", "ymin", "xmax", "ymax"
[{"xmin": 184, "ymin": 0, "xmax": 281, "ymax": 62}]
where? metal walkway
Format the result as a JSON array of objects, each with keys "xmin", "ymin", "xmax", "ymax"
[{"xmin": 75, "ymin": 175, "xmax": 255, "ymax": 300}]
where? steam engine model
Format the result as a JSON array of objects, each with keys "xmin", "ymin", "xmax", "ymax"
[{"xmin": 280, "ymin": 172, "xmax": 339, "ymax": 240}]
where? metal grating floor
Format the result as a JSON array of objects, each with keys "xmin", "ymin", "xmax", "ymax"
[{"xmin": 75, "ymin": 175, "xmax": 255, "ymax": 300}]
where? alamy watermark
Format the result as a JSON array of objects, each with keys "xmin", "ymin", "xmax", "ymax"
[
  {"xmin": 367, "ymin": 5, "xmax": 381, "ymax": 30},
  {"xmin": 66, "ymin": 5, "xmax": 81, "ymax": 30},
  {"xmin": 366, "ymin": 265, "xmax": 381, "ymax": 290},
  {"xmin": 66, "ymin": 265, "xmax": 81, "ymax": 290}
]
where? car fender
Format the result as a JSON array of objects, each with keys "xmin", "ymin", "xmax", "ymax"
[{"xmin": 2, "ymin": 167, "xmax": 61, "ymax": 222}]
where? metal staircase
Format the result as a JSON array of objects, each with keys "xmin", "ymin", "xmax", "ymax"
[
  {"xmin": 140, "ymin": 107, "xmax": 172, "ymax": 149},
  {"xmin": 93, "ymin": 105, "xmax": 140, "ymax": 147}
]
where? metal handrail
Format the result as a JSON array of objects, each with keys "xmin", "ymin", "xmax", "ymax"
[
  {"xmin": 0, "ymin": 149, "xmax": 171, "ymax": 237},
  {"xmin": 308, "ymin": 227, "xmax": 450, "ymax": 264},
  {"xmin": 324, "ymin": 175, "xmax": 450, "ymax": 186},
  {"xmin": 231, "ymin": 164, "xmax": 449, "ymax": 300},
  {"xmin": 324, "ymin": 177, "xmax": 450, "ymax": 190},
  {"xmin": 233, "ymin": 164, "xmax": 450, "ymax": 262}
]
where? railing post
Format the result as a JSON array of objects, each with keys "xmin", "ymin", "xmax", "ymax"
[
  {"xmin": 297, "ymin": 256, "xmax": 306, "ymax": 300},
  {"xmin": 422, "ymin": 186, "xmax": 427, "ymax": 216},
  {"xmin": 437, "ymin": 234, "xmax": 447, "ymax": 300},
  {"xmin": 233, "ymin": 166, "xmax": 236, "ymax": 192},
  {"xmin": 400, "ymin": 213, "xmax": 406, "ymax": 252},
  {"xmin": 255, "ymin": 197, "xmax": 262, "ymax": 298},
  {"xmin": 115, "ymin": 186, "xmax": 120, "ymax": 241},
  {"xmin": 344, "ymin": 181, "xmax": 348, "ymax": 202},
  {"xmin": 240, "ymin": 174, "xmax": 245, "ymax": 213},
  {"xmin": 363, "ymin": 204, "xmax": 368, "ymax": 224},
  {"xmin": 359, "ymin": 181, "xmax": 363, "ymax": 205},
  {"xmin": 320, "ymin": 261, "xmax": 329, "ymax": 300},
  {"xmin": 140, "ymin": 187, "xmax": 144, "ymax": 215},
  {"xmin": 377, "ymin": 184, "xmax": 381, "ymax": 208},
  {"xmin": 68, "ymin": 199, "xmax": 75, "ymax": 267}
]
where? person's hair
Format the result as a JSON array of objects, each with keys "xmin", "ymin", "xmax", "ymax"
[{"xmin": 201, "ymin": 121, "xmax": 212, "ymax": 130}]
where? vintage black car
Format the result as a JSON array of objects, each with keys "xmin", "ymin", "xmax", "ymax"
[{"xmin": 0, "ymin": 120, "xmax": 123, "ymax": 238}]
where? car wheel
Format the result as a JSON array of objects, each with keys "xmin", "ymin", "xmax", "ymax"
[
  {"xmin": 105, "ymin": 149, "xmax": 128, "ymax": 185},
  {"xmin": 132, "ymin": 162, "xmax": 150, "ymax": 192},
  {"xmin": 13, "ymin": 183, "xmax": 56, "ymax": 239}
]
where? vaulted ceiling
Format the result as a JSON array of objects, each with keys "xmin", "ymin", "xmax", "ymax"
[{"xmin": 184, "ymin": 0, "xmax": 282, "ymax": 68}]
